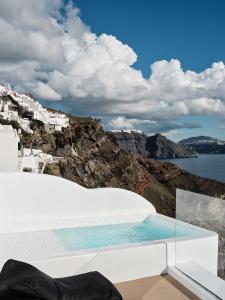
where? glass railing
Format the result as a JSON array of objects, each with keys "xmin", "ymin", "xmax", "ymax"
[{"xmin": 175, "ymin": 189, "xmax": 225, "ymax": 299}]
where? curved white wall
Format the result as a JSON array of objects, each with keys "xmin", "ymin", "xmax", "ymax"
[{"xmin": 0, "ymin": 173, "xmax": 155, "ymax": 233}]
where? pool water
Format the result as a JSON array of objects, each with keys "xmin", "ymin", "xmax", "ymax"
[{"xmin": 54, "ymin": 216, "xmax": 204, "ymax": 251}]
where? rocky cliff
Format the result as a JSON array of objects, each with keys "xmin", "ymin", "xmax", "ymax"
[
  {"xmin": 112, "ymin": 131, "xmax": 149, "ymax": 156},
  {"xmin": 113, "ymin": 131, "xmax": 194, "ymax": 159},
  {"xmin": 19, "ymin": 114, "xmax": 225, "ymax": 217}
]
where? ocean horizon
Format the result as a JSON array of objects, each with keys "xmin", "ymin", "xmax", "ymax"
[{"xmin": 164, "ymin": 154, "xmax": 225, "ymax": 184}]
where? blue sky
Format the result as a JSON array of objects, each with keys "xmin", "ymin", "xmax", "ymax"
[
  {"xmin": 1, "ymin": 0, "xmax": 225, "ymax": 141},
  {"xmin": 75, "ymin": 0, "xmax": 225, "ymax": 76},
  {"xmin": 72, "ymin": 0, "xmax": 225, "ymax": 141}
]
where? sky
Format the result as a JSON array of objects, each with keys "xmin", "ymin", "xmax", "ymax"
[{"xmin": 0, "ymin": 0, "xmax": 225, "ymax": 141}]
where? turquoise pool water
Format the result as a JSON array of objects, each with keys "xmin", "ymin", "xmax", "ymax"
[{"xmin": 54, "ymin": 216, "xmax": 205, "ymax": 251}]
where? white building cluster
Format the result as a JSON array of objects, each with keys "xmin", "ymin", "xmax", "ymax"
[
  {"xmin": 0, "ymin": 83, "xmax": 69, "ymax": 133},
  {"xmin": 18, "ymin": 148, "xmax": 54, "ymax": 173},
  {"xmin": 0, "ymin": 83, "xmax": 69, "ymax": 173},
  {"xmin": 0, "ymin": 124, "xmax": 58, "ymax": 173}
]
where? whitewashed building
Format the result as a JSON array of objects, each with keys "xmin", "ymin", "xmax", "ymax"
[
  {"xmin": 0, "ymin": 83, "xmax": 69, "ymax": 133},
  {"xmin": 0, "ymin": 124, "xmax": 55, "ymax": 174},
  {"xmin": 0, "ymin": 125, "xmax": 19, "ymax": 172},
  {"xmin": 18, "ymin": 148, "xmax": 53, "ymax": 173}
]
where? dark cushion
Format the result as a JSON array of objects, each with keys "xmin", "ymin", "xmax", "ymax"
[{"xmin": 0, "ymin": 260, "xmax": 122, "ymax": 300}]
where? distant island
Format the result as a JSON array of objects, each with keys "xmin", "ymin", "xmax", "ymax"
[{"xmin": 179, "ymin": 136, "xmax": 225, "ymax": 154}]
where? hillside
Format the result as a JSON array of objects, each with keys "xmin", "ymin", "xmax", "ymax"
[
  {"xmin": 113, "ymin": 131, "xmax": 194, "ymax": 159},
  {"xmin": 20, "ymin": 115, "xmax": 225, "ymax": 217},
  {"xmin": 179, "ymin": 136, "xmax": 225, "ymax": 154}
]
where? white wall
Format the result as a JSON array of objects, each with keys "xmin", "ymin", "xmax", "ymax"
[
  {"xmin": 0, "ymin": 126, "xmax": 18, "ymax": 172},
  {"xmin": 33, "ymin": 243, "xmax": 167, "ymax": 282},
  {"xmin": 0, "ymin": 173, "xmax": 156, "ymax": 233},
  {"xmin": 18, "ymin": 156, "xmax": 39, "ymax": 172},
  {"xmin": 166, "ymin": 234, "xmax": 218, "ymax": 277}
]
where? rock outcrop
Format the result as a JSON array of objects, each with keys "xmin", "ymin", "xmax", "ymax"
[
  {"xmin": 112, "ymin": 131, "xmax": 149, "ymax": 156},
  {"xmin": 113, "ymin": 131, "xmax": 194, "ymax": 159}
]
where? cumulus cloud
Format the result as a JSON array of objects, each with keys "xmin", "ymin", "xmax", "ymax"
[
  {"xmin": 0, "ymin": 0, "xmax": 225, "ymax": 132},
  {"xmin": 109, "ymin": 116, "xmax": 201, "ymax": 135}
]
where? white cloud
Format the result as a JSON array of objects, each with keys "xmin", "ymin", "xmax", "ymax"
[
  {"xmin": 0, "ymin": 0, "xmax": 225, "ymax": 132},
  {"xmin": 109, "ymin": 116, "xmax": 152, "ymax": 130},
  {"xmin": 108, "ymin": 116, "xmax": 201, "ymax": 134},
  {"xmin": 161, "ymin": 130, "xmax": 179, "ymax": 139},
  {"xmin": 32, "ymin": 82, "xmax": 62, "ymax": 101}
]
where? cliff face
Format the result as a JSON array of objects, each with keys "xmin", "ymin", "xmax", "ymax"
[
  {"xmin": 112, "ymin": 131, "xmax": 149, "ymax": 156},
  {"xmin": 20, "ymin": 114, "xmax": 225, "ymax": 217},
  {"xmin": 146, "ymin": 134, "xmax": 194, "ymax": 158},
  {"xmin": 113, "ymin": 132, "xmax": 194, "ymax": 159}
]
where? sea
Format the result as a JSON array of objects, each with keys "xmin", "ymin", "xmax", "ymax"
[{"xmin": 164, "ymin": 154, "xmax": 225, "ymax": 184}]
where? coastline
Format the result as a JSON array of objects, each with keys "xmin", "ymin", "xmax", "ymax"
[{"xmin": 162, "ymin": 154, "xmax": 225, "ymax": 184}]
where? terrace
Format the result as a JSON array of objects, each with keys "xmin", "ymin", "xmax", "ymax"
[
  {"xmin": 0, "ymin": 172, "xmax": 225, "ymax": 299},
  {"xmin": 0, "ymin": 123, "xmax": 224, "ymax": 299},
  {"xmin": 116, "ymin": 275, "xmax": 200, "ymax": 299}
]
